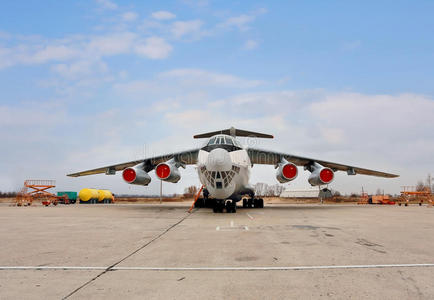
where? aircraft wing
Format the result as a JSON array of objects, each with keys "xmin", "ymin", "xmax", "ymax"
[
  {"xmin": 247, "ymin": 148, "xmax": 399, "ymax": 178},
  {"xmin": 67, "ymin": 148, "xmax": 200, "ymax": 177}
]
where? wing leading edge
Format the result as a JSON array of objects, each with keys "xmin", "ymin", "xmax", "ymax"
[
  {"xmin": 67, "ymin": 148, "xmax": 200, "ymax": 177},
  {"xmin": 247, "ymin": 148, "xmax": 398, "ymax": 178}
]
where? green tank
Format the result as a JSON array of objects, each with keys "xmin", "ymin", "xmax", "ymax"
[{"xmin": 57, "ymin": 191, "xmax": 77, "ymax": 204}]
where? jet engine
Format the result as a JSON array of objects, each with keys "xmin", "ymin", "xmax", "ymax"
[
  {"xmin": 276, "ymin": 159, "xmax": 298, "ymax": 183},
  {"xmin": 155, "ymin": 160, "xmax": 181, "ymax": 183},
  {"xmin": 307, "ymin": 162, "xmax": 334, "ymax": 186},
  {"xmin": 122, "ymin": 163, "xmax": 151, "ymax": 186}
]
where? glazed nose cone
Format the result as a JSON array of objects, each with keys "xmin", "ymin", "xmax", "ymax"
[{"xmin": 206, "ymin": 148, "xmax": 232, "ymax": 171}]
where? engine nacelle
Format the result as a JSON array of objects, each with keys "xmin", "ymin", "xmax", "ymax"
[
  {"xmin": 276, "ymin": 160, "xmax": 298, "ymax": 183},
  {"xmin": 122, "ymin": 164, "xmax": 151, "ymax": 186},
  {"xmin": 307, "ymin": 163, "xmax": 334, "ymax": 186},
  {"xmin": 155, "ymin": 161, "xmax": 181, "ymax": 183}
]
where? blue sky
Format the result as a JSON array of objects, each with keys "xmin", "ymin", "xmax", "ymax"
[{"xmin": 1, "ymin": 0, "xmax": 434, "ymax": 195}]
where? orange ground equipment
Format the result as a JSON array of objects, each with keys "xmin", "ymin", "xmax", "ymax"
[
  {"xmin": 189, "ymin": 185, "xmax": 204, "ymax": 213},
  {"xmin": 357, "ymin": 192, "xmax": 369, "ymax": 204},
  {"xmin": 399, "ymin": 186, "xmax": 433, "ymax": 206},
  {"xmin": 15, "ymin": 180, "xmax": 69, "ymax": 206}
]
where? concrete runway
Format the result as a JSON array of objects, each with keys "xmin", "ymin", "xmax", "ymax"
[{"xmin": 0, "ymin": 203, "xmax": 433, "ymax": 299}]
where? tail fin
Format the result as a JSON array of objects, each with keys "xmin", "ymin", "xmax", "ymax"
[{"xmin": 194, "ymin": 126, "xmax": 273, "ymax": 139}]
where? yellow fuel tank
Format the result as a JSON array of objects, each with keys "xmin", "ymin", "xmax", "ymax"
[
  {"xmin": 79, "ymin": 188, "xmax": 99, "ymax": 202},
  {"xmin": 98, "ymin": 190, "xmax": 113, "ymax": 202}
]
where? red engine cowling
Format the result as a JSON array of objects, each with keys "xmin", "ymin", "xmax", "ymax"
[
  {"xmin": 308, "ymin": 163, "xmax": 334, "ymax": 186},
  {"xmin": 155, "ymin": 161, "xmax": 181, "ymax": 183},
  {"xmin": 122, "ymin": 164, "xmax": 151, "ymax": 186},
  {"xmin": 276, "ymin": 161, "xmax": 298, "ymax": 183}
]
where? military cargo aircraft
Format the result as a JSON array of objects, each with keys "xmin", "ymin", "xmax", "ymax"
[{"xmin": 68, "ymin": 127, "xmax": 398, "ymax": 213}]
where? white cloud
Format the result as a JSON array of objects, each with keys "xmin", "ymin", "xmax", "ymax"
[
  {"xmin": 342, "ymin": 40, "xmax": 361, "ymax": 51},
  {"xmin": 51, "ymin": 60, "xmax": 108, "ymax": 80},
  {"xmin": 218, "ymin": 8, "xmax": 267, "ymax": 32},
  {"xmin": 171, "ymin": 20, "xmax": 203, "ymax": 38},
  {"xmin": 86, "ymin": 32, "xmax": 136, "ymax": 56},
  {"xmin": 95, "ymin": 0, "xmax": 117, "ymax": 10},
  {"xmin": 0, "ymin": 30, "xmax": 174, "ymax": 71},
  {"xmin": 29, "ymin": 45, "xmax": 79, "ymax": 63},
  {"xmin": 121, "ymin": 12, "xmax": 138, "ymax": 22},
  {"xmin": 243, "ymin": 39, "xmax": 258, "ymax": 50},
  {"xmin": 219, "ymin": 14, "xmax": 255, "ymax": 31},
  {"xmin": 151, "ymin": 11, "xmax": 176, "ymax": 20},
  {"xmin": 159, "ymin": 69, "xmax": 264, "ymax": 88},
  {"xmin": 181, "ymin": 0, "xmax": 209, "ymax": 8},
  {"xmin": 134, "ymin": 37, "xmax": 172, "ymax": 59}
]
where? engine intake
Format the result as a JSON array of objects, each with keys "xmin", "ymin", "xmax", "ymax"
[
  {"xmin": 155, "ymin": 160, "xmax": 181, "ymax": 183},
  {"xmin": 307, "ymin": 162, "xmax": 334, "ymax": 186},
  {"xmin": 122, "ymin": 163, "xmax": 151, "ymax": 186},
  {"xmin": 276, "ymin": 159, "xmax": 298, "ymax": 183}
]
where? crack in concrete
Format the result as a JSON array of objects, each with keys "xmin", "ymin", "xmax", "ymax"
[{"xmin": 62, "ymin": 210, "xmax": 195, "ymax": 299}]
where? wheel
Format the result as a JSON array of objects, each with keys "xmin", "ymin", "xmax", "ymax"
[
  {"xmin": 194, "ymin": 198, "xmax": 204, "ymax": 208},
  {"xmin": 225, "ymin": 201, "xmax": 232, "ymax": 213},
  {"xmin": 248, "ymin": 198, "xmax": 253, "ymax": 208},
  {"xmin": 253, "ymin": 198, "xmax": 259, "ymax": 208},
  {"xmin": 214, "ymin": 201, "xmax": 224, "ymax": 213},
  {"xmin": 243, "ymin": 199, "xmax": 248, "ymax": 208},
  {"xmin": 259, "ymin": 198, "xmax": 264, "ymax": 208}
]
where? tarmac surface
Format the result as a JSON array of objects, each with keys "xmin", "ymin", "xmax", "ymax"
[{"xmin": 0, "ymin": 203, "xmax": 433, "ymax": 299}]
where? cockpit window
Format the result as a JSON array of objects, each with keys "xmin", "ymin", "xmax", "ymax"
[{"xmin": 203, "ymin": 135, "xmax": 242, "ymax": 152}]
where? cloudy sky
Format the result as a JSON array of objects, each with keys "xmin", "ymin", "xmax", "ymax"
[{"xmin": 1, "ymin": 0, "xmax": 433, "ymax": 195}]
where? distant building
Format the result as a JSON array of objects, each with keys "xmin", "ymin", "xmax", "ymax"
[{"xmin": 280, "ymin": 189, "xmax": 319, "ymax": 198}]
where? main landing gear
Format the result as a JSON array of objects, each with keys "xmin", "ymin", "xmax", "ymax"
[
  {"xmin": 213, "ymin": 199, "xmax": 236, "ymax": 213},
  {"xmin": 242, "ymin": 197, "xmax": 264, "ymax": 208}
]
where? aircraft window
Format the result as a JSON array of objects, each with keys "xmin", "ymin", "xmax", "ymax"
[
  {"xmin": 216, "ymin": 172, "xmax": 221, "ymax": 179},
  {"xmin": 208, "ymin": 137, "xmax": 216, "ymax": 145},
  {"xmin": 221, "ymin": 172, "xmax": 226, "ymax": 179},
  {"xmin": 212, "ymin": 171, "xmax": 216, "ymax": 178},
  {"xmin": 225, "ymin": 137, "xmax": 233, "ymax": 145},
  {"xmin": 216, "ymin": 182, "xmax": 222, "ymax": 189}
]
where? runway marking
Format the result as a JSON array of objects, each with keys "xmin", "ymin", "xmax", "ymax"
[
  {"xmin": 2, "ymin": 263, "xmax": 434, "ymax": 271},
  {"xmin": 246, "ymin": 213, "xmax": 254, "ymax": 220},
  {"xmin": 244, "ymin": 226, "xmax": 249, "ymax": 231}
]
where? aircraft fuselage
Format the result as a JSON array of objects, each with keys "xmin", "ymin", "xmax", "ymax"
[{"xmin": 197, "ymin": 134, "xmax": 252, "ymax": 201}]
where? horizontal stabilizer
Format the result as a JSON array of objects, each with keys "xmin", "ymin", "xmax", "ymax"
[{"xmin": 194, "ymin": 126, "xmax": 273, "ymax": 139}]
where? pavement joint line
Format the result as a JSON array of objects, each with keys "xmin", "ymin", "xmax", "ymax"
[
  {"xmin": 2, "ymin": 263, "xmax": 434, "ymax": 271},
  {"xmin": 61, "ymin": 210, "xmax": 194, "ymax": 299}
]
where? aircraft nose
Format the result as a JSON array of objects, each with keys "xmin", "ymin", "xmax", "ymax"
[{"xmin": 206, "ymin": 148, "xmax": 232, "ymax": 171}]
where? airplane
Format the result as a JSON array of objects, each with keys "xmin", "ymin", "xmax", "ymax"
[{"xmin": 67, "ymin": 127, "xmax": 398, "ymax": 213}]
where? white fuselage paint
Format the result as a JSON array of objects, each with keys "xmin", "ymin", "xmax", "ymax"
[{"xmin": 197, "ymin": 138, "xmax": 251, "ymax": 200}]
